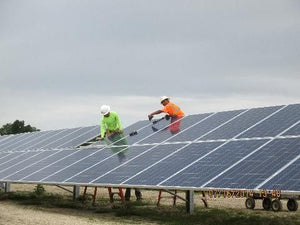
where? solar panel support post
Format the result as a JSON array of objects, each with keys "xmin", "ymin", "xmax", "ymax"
[
  {"xmin": 73, "ymin": 185, "xmax": 80, "ymax": 200},
  {"xmin": 5, "ymin": 182, "xmax": 10, "ymax": 192},
  {"xmin": 186, "ymin": 190, "xmax": 194, "ymax": 214}
]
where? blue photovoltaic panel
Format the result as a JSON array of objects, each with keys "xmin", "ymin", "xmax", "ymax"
[
  {"xmin": 9, "ymin": 149, "xmax": 87, "ymax": 182},
  {"xmin": 41, "ymin": 126, "xmax": 99, "ymax": 149},
  {"xmin": 124, "ymin": 118, "xmax": 172, "ymax": 145},
  {"xmin": 56, "ymin": 126, "xmax": 99, "ymax": 148},
  {"xmin": 238, "ymin": 104, "xmax": 300, "ymax": 138},
  {"xmin": 139, "ymin": 113, "xmax": 211, "ymax": 144},
  {"xmin": 0, "ymin": 126, "xmax": 100, "ymax": 153},
  {"xmin": 3, "ymin": 149, "xmax": 95, "ymax": 181},
  {"xmin": 0, "ymin": 152, "xmax": 21, "ymax": 164},
  {"xmin": 0, "ymin": 136, "xmax": 9, "ymax": 142},
  {"xmin": 122, "ymin": 120, "xmax": 150, "ymax": 136},
  {"xmin": 91, "ymin": 117, "xmax": 180, "ymax": 146},
  {"xmin": 283, "ymin": 123, "xmax": 300, "ymax": 136},
  {"xmin": 0, "ymin": 152, "xmax": 11, "ymax": 160},
  {"xmin": 204, "ymin": 138, "xmax": 300, "ymax": 189},
  {"xmin": 261, "ymin": 158, "xmax": 300, "ymax": 191},
  {"xmin": 24, "ymin": 129, "xmax": 72, "ymax": 150},
  {"xmin": 51, "ymin": 145, "xmax": 163, "ymax": 183},
  {"xmin": 91, "ymin": 144, "xmax": 187, "ymax": 184},
  {"xmin": 0, "ymin": 150, "xmax": 56, "ymax": 179},
  {"xmin": 3, "ymin": 130, "xmax": 57, "ymax": 152},
  {"xmin": 199, "ymin": 106, "xmax": 282, "ymax": 140},
  {"xmin": 124, "ymin": 142, "xmax": 224, "ymax": 186},
  {"xmin": 0, "ymin": 133, "xmax": 32, "ymax": 150},
  {"xmin": 0, "ymin": 151, "xmax": 40, "ymax": 171},
  {"xmin": 159, "ymin": 139, "xmax": 267, "ymax": 188},
  {"xmin": 36, "ymin": 148, "xmax": 115, "ymax": 182},
  {"xmin": 90, "ymin": 120, "xmax": 150, "ymax": 146},
  {"xmin": 1, "ymin": 103, "xmax": 299, "ymax": 194},
  {"xmin": 167, "ymin": 110, "xmax": 243, "ymax": 143},
  {"xmin": 0, "ymin": 134, "xmax": 21, "ymax": 147},
  {"xmin": 23, "ymin": 145, "xmax": 151, "ymax": 183},
  {"xmin": 0, "ymin": 152, "xmax": 30, "ymax": 165}
]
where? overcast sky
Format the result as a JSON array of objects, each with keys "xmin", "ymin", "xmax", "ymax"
[{"xmin": 1, "ymin": 0, "xmax": 299, "ymax": 130}]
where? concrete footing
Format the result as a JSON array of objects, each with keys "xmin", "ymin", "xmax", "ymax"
[
  {"xmin": 73, "ymin": 185, "xmax": 80, "ymax": 200},
  {"xmin": 186, "ymin": 190, "xmax": 194, "ymax": 214}
]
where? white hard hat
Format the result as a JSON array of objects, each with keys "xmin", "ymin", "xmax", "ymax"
[
  {"xmin": 100, "ymin": 105, "xmax": 110, "ymax": 115},
  {"xmin": 160, "ymin": 96, "xmax": 169, "ymax": 103}
]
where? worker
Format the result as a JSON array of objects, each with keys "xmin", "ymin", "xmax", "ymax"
[
  {"xmin": 148, "ymin": 96, "xmax": 184, "ymax": 120},
  {"xmin": 148, "ymin": 96, "xmax": 184, "ymax": 134},
  {"xmin": 99, "ymin": 105, "xmax": 123, "ymax": 140},
  {"xmin": 99, "ymin": 105, "xmax": 142, "ymax": 201}
]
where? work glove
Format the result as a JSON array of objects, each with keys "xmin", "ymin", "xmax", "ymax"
[
  {"xmin": 97, "ymin": 137, "xmax": 104, "ymax": 141},
  {"xmin": 114, "ymin": 129, "xmax": 123, "ymax": 134}
]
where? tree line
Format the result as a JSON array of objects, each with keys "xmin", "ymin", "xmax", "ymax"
[{"xmin": 0, "ymin": 120, "xmax": 40, "ymax": 135}]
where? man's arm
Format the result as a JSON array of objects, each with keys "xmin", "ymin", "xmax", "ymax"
[
  {"xmin": 148, "ymin": 110, "xmax": 163, "ymax": 120},
  {"xmin": 115, "ymin": 113, "xmax": 123, "ymax": 131},
  {"xmin": 100, "ymin": 118, "xmax": 106, "ymax": 138}
]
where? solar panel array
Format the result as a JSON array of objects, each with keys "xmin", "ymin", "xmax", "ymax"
[
  {"xmin": 0, "ymin": 104, "xmax": 299, "ymax": 194},
  {"xmin": 0, "ymin": 125, "xmax": 100, "ymax": 153}
]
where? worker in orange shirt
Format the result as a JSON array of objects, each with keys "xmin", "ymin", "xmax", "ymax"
[{"xmin": 148, "ymin": 96, "xmax": 184, "ymax": 134}]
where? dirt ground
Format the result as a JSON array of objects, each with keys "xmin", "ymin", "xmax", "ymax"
[
  {"xmin": 0, "ymin": 201, "xmax": 158, "ymax": 225},
  {"xmin": 0, "ymin": 184, "xmax": 299, "ymax": 225}
]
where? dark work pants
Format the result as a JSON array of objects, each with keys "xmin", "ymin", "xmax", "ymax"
[{"xmin": 125, "ymin": 188, "xmax": 142, "ymax": 201}]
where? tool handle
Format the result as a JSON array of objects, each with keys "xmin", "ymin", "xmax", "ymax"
[{"xmin": 152, "ymin": 117, "xmax": 164, "ymax": 124}]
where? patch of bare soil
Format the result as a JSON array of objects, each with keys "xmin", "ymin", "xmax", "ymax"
[{"xmin": 0, "ymin": 201, "xmax": 159, "ymax": 225}]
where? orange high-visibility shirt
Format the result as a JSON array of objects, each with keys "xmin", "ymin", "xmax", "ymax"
[{"xmin": 161, "ymin": 102, "xmax": 184, "ymax": 117}]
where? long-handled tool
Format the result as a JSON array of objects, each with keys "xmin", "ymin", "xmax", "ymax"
[
  {"xmin": 152, "ymin": 115, "xmax": 170, "ymax": 124},
  {"xmin": 151, "ymin": 115, "xmax": 171, "ymax": 132}
]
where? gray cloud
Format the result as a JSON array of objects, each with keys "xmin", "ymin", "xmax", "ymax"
[{"xmin": 1, "ymin": 0, "xmax": 299, "ymax": 130}]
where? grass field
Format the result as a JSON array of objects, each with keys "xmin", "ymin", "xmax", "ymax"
[{"xmin": 0, "ymin": 184, "xmax": 299, "ymax": 225}]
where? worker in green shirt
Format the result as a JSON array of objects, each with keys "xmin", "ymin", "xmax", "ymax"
[
  {"xmin": 99, "ymin": 105, "xmax": 123, "ymax": 140},
  {"xmin": 99, "ymin": 105, "xmax": 142, "ymax": 201},
  {"xmin": 99, "ymin": 104, "xmax": 127, "ymax": 160}
]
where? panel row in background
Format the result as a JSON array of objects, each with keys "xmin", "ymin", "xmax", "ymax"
[
  {"xmin": 0, "ymin": 126, "xmax": 100, "ymax": 153},
  {"xmin": 92, "ymin": 104, "xmax": 300, "ymax": 147},
  {"xmin": 1, "ymin": 135, "xmax": 299, "ymax": 192},
  {"xmin": 0, "ymin": 120, "xmax": 152, "ymax": 153},
  {"xmin": 1, "ymin": 103, "xmax": 299, "ymax": 153}
]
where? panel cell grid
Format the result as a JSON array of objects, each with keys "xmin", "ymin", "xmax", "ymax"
[{"xmin": 1, "ymin": 103, "xmax": 300, "ymax": 194}]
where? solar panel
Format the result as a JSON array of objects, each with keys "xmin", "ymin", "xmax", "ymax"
[
  {"xmin": 0, "ymin": 135, "xmax": 9, "ymax": 142},
  {"xmin": 0, "ymin": 125, "xmax": 100, "ymax": 153},
  {"xmin": 260, "ymin": 157, "xmax": 300, "ymax": 191},
  {"xmin": 199, "ymin": 105, "xmax": 283, "ymax": 140},
  {"xmin": 125, "ymin": 140, "xmax": 266, "ymax": 186},
  {"xmin": 283, "ymin": 123, "xmax": 300, "ymax": 136},
  {"xmin": 138, "ymin": 113, "xmax": 213, "ymax": 144},
  {"xmin": 1, "ymin": 130, "xmax": 56, "ymax": 152},
  {"xmin": 0, "ymin": 133, "xmax": 30, "ymax": 149},
  {"xmin": 2, "ymin": 149, "xmax": 92, "ymax": 181},
  {"xmin": 90, "ymin": 120, "xmax": 151, "ymax": 146},
  {"xmin": 237, "ymin": 104, "xmax": 300, "ymax": 138},
  {"xmin": 0, "ymin": 103, "xmax": 299, "ymax": 198},
  {"xmin": 203, "ymin": 137, "xmax": 300, "ymax": 190}
]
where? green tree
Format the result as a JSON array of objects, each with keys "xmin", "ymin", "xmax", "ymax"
[{"xmin": 0, "ymin": 120, "xmax": 40, "ymax": 135}]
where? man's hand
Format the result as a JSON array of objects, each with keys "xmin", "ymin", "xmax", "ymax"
[
  {"xmin": 148, "ymin": 114, "xmax": 153, "ymax": 121},
  {"xmin": 96, "ymin": 137, "xmax": 104, "ymax": 141},
  {"xmin": 115, "ymin": 129, "xmax": 123, "ymax": 134}
]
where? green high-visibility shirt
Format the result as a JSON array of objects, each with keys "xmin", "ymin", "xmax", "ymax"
[{"xmin": 100, "ymin": 111, "xmax": 123, "ymax": 138}]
